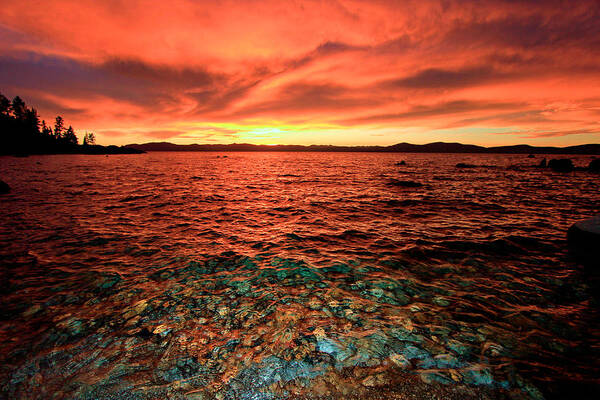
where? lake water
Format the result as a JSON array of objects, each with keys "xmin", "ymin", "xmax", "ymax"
[{"xmin": 0, "ymin": 152, "xmax": 599, "ymax": 399}]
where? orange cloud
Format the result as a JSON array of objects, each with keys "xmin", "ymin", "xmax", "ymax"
[{"xmin": 0, "ymin": 0, "xmax": 599, "ymax": 146}]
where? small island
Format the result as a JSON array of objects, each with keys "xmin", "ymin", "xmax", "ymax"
[{"xmin": 0, "ymin": 93, "xmax": 144, "ymax": 156}]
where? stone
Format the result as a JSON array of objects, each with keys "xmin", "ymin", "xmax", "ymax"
[
  {"xmin": 589, "ymin": 158, "xmax": 600, "ymax": 173},
  {"xmin": 153, "ymin": 324, "xmax": 172, "ymax": 337},
  {"xmin": 388, "ymin": 179, "xmax": 423, "ymax": 188},
  {"xmin": 461, "ymin": 367, "xmax": 494, "ymax": 386},
  {"xmin": 389, "ymin": 353, "xmax": 411, "ymax": 369},
  {"xmin": 0, "ymin": 179, "xmax": 9, "ymax": 194},
  {"xmin": 420, "ymin": 371, "xmax": 453, "ymax": 384},
  {"xmin": 56, "ymin": 317, "xmax": 87, "ymax": 336},
  {"xmin": 22, "ymin": 304, "xmax": 42, "ymax": 318},
  {"xmin": 361, "ymin": 373, "xmax": 388, "ymax": 387},
  {"xmin": 455, "ymin": 163, "xmax": 477, "ymax": 168},
  {"xmin": 548, "ymin": 158, "xmax": 574, "ymax": 172},
  {"xmin": 432, "ymin": 296, "xmax": 450, "ymax": 307},
  {"xmin": 434, "ymin": 353, "xmax": 461, "ymax": 368},
  {"xmin": 568, "ymin": 215, "xmax": 600, "ymax": 271}
]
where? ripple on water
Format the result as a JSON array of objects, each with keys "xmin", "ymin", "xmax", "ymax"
[{"xmin": 0, "ymin": 152, "xmax": 599, "ymax": 399}]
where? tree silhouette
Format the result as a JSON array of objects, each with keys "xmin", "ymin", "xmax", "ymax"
[
  {"xmin": 0, "ymin": 92, "xmax": 81, "ymax": 155},
  {"xmin": 41, "ymin": 120, "xmax": 52, "ymax": 136},
  {"xmin": 64, "ymin": 126, "xmax": 77, "ymax": 145},
  {"xmin": 0, "ymin": 94, "xmax": 10, "ymax": 116},
  {"xmin": 11, "ymin": 96, "xmax": 26, "ymax": 120},
  {"xmin": 83, "ymin": 132, "xmax": 96, "ymax": 145},
  {"xmin": 54, "ymin": 116, "xmax": 64, "ymax": 140}
]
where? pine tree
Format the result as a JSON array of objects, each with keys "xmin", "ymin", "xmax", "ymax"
[
  {"xmin": 41, "ymin": 120, "xmax": 52, "ymax": 137},
  {"xmin": 25, "ymin": 108, "xmax": 40, "ymax": 135},
  {"xmin": 83, "ymin": 132, "xmax": 96, "ymax": 145},
  {"xmin": 54, "ymin": 116, "xmax": 64, "ymax": 140},
  {"xmin": 0, "ymin": 94, "xmax": 10, "ymax": 116},
  {"xmin": 11, "ymin": 96, "xmax": 26, "ymax": 120},
  {"xmin": 64, "ymin": 126, "xmax": 78, "ymax": 145}
]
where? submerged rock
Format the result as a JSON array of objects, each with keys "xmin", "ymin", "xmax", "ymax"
[
  {"xmin": 388, "ymin": 179, "xmax": 423, "ymax": 188},
  {"xmin": 462, "ymin": 367, "xmax": 494, "ymax": 386},
  {"xmin": 455, "ymin": 163, "xmax": 477, "ymax": 168},
  {"xmin": 395, "ymin": 161, "xmax": 407, "ymax": 166},
  {"xmin": 548, "ymin": 158, "xmax": 574, "ymax": 172},
  {"xmin": 0, "ymin": 179, "xmax": 10, "ymax": 194},
  {"xmin": 568, "ymin": 215, "xmax": 600, "ymax": 271}
]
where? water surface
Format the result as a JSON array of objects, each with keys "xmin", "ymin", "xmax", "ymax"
[{"xmin": 0, "ymin": 152, "xmax": 599, "ymax": 399}]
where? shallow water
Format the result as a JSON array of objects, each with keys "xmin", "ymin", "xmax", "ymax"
[{"xmin": 0, "ymin": 152, "xmax": 599, "ymax": 399}]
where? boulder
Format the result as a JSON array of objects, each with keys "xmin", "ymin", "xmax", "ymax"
[
  {"xmin": 0, "ymin": 179, "xmax": 10, "ymax": 194},
  {"xmin": 538, "ymin": 158, "xmax": 547, "ymax": 168},
  {"xmin": 568, "ymin": 215, "xmax": 600, "ymax": 271},
  {"xmin": 548, "ymin": 158, "xmax": 574, "ymax": 172},
  {"xmin": 589, "ymin": 158, "xmax": 600, "ymax": 173}
]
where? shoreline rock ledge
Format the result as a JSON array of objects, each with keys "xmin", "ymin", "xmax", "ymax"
[{"xmin": 568, "ymin": 215, "xmax": 600, "ymax": 271}]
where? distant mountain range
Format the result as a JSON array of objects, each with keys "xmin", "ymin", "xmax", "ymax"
[{"xmin": 125, "ymin": 141, "xmax": 600, "ymax": 154}]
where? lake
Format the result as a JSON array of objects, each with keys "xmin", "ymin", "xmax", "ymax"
[{"xmin": 0, "ymin": 152, "xmax": 598, "ymax": 399}]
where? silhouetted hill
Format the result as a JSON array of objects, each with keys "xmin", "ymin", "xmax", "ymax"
[{"xmin": 125, "ymin": 141, "xmax": 600, "ymax": 154}]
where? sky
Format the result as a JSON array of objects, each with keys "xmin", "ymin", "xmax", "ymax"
[{"xmin": 1, "ymin": 0, "xmax": 599, "ymax": 146}]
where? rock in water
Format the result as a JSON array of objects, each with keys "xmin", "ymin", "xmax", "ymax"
[
  {"xmin": 568, "ymin": 215, "xmax": 600, "ymax": 271},
  {"xmin": 589, "ymin": 158, "xmax": 600, "ymax": 173},
  {"xmin": 0, "ymin": 179, "xmax": 10, "ymax": 194},
  {"xmin": 456, "ymin": 163, "xmax": 476, "ymax": 168},
  {"xmin": 388, "ymin": 179, "xmax": 423, "ymax": 188},
  {"xmin": 548, "ymin": 158, "xmax": 574, "ymax": 172},
  {"xmin": 538, "ymin": 158, "xmax": 547, "ymax": 168}
]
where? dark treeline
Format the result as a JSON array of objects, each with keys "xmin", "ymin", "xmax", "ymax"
[
  {"xmin": 0, "ymin": 92, "xmax": 99, "ymax": 156},
  {"xmin": 0, "ymin": 92, "xmax": 143, "ymax": 156}
]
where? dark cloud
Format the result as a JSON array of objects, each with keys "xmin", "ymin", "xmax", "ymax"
[
  {"xmin": 443, "ymin": 6, "xmax": 600, "ymax": 51},
  {"xmin": 227, "ymin": 81, "xmax": 384, "ymax": 118},
  {"xmin": 502, "ymin": 128, "xmax": 599, "ymax": 138},
  {"xmin": 450, "ymin": 109, "xmax": 554, "ymax": 127},
  {"xmin": 188, "ymin": 79, "xmax": 264, "ymax": 115},
  {"xmin": 0, "ymin": 52, "xmax": 264, "ymax": 119},
  {"xmin": 283, "ymin": 40, "xmax": 366, "ymax": 72},
  {"xmin": 383, "ymin": 66, "xmax": 506, "ymax": 89},
  {"xmin": 101, "ymin": 58, "xmax": 217, "ymax": 88},
  {"xmin": 0, "ymin": 53, "xmax": 162, "ymax": 107},
  {"xmin": 342, "ymin": 100, "xmax": 524, "ymax": 124},
  {"xmin": 17, "ymin": 94, "xmax": 89, "ymax": 118}
]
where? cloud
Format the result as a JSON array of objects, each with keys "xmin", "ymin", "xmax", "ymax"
[
  {"xmin": 101, "ymin": 58, "xmax": 217, "ymax": 88},
  {"xmin": 382, "ymin": 66, "xmax": 507, "ymax": 89},
  {"xmin": 0, "ymin": 0, "xmax": 599, "ymax": 145},
  {"xmin": 227, "ymin": 81, "xmax": 385, "ymax": 118},
  {"xmin": 342, "ymin": 100, "xmax": 525, "ymax": 124},
  {"xmin": 144, "ymin": 130, "xmax": 186, "ymax": 139},
  {"xmin": 499, "ymin": 128, "xmax": 599, "ymax": 138}
]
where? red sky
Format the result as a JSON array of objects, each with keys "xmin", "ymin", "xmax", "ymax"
[{"xmin": 1, "ymin": 0, "xmax": 599, "ymax": 146}]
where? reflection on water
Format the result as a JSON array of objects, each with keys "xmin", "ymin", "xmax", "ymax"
[{"xmin": 0, "ymin": 152, "xmax": 599, "ymax": 399}]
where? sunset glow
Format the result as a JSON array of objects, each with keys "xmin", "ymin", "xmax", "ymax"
[{"xmin": 1, "ymin": 0, "xmax": 599, "ymax": 146}]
